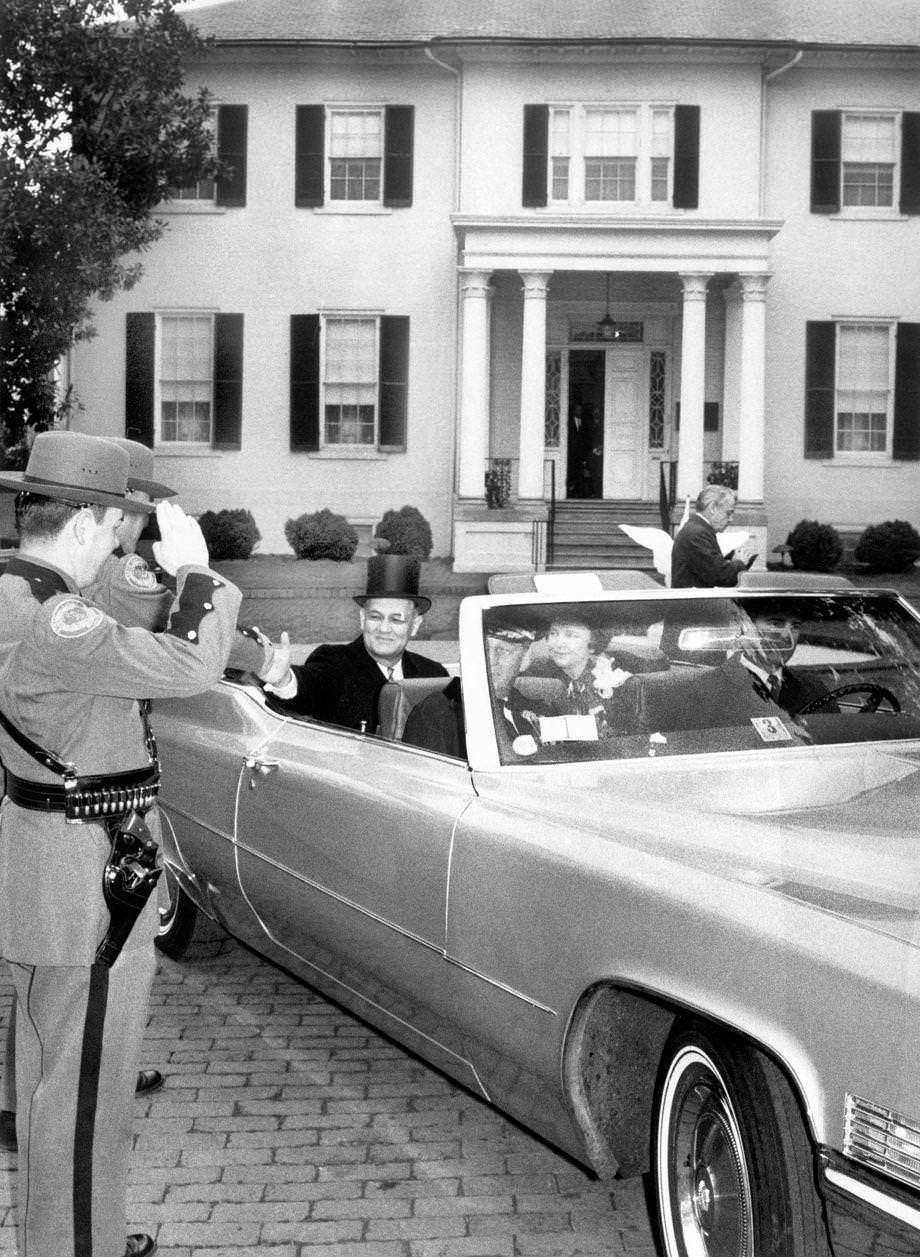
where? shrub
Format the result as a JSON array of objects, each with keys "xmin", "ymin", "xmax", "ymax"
[
  {"xmin": 785, "ymin": 519, "xmax": 843, "ymax": 573},
  {"xmin": 374, "ymin": 505, "xmax": 433, "ymax": 560},
  {"xmin": 198, "ymin": 508, "xmax": 261, "ymax": 561},
  {"xmin": 854, "ymin": 519, "xmax": 920, "ymax": 572},
  {"xmin": 285, "ymin": 508, "xmax": 358, "ymax": 561}
]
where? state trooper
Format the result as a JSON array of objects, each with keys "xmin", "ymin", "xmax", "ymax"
[
  {"xmin": 0, "ymin": 431, "xmax": 244, "ymax": 1257},
  {"xmin": 0, "ymin": 437, "xmax": 290, "ymax": 1155}
]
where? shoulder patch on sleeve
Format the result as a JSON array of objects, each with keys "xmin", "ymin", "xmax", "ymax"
[
  {"xmin": 50, "ymin": 599, "xmax": 105, "ymax": 638},
  {"xmin": 123, "ymin": 553, "xmax": 159, "ymax": 591}
]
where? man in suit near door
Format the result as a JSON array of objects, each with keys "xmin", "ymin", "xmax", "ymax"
[{"xmin": 567, "ymin": 402, "xmax": 603, "ymax": 498}]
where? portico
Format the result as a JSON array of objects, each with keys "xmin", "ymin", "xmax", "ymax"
[{"xmin": 451, "ymin": 214, "xmax": 781, "ymax": 572}]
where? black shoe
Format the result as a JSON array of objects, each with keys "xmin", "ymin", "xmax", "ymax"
[
  {"xmin": 0, "ymin": 1110, "xmax": 14, "ymax": 1152},
  {"xmin": 124, "ymin": 1236, "xmax": 156, "ymax": 1257},
  {"xmin": 135, "ymin": 1069, "xmax": 164, "ymax": 1097}
]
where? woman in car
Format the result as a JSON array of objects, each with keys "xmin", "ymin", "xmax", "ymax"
[{"xmin": 524, "ymin": 610, "xmax": 636, "ymax": 738}]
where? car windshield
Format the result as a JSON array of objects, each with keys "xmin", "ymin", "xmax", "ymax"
[{"xmin": 482, "ymin": 591, "xmax": 920, "ymax": 764}]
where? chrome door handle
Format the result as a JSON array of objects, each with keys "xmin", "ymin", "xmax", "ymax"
[{"xmin": 245, "ymin": 756, "xmax": 279, "ymax": 776}]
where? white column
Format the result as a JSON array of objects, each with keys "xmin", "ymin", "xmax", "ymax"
[
  {"xmin": 736, "ymin": 272, "xmax": 770, "ymax": 502},
  {"xmin": 457, "ymin": 268, "xmax": 493, "ymax": 499},
  {"xmin": 518, "ymin": 270, "xmax": 551, "ymax": 500},
  {"xmin": 676, "ymin": 272, "xmax": 712, "ymax": 501}
]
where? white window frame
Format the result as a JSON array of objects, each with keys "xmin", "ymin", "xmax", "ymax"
[
  {"xmin": 320, "ymin": 314, "xmax": 381, "ymax": 449},
  {"xmin": 833, "ymin": 319, "xmax": 896, "ymax": 461},
  {"xmin": 154, "ymin": 312, "xmax": 215, "ymax": 448},
  {"xmin": 838, "ymin": 109, "xmax": 901, "ymax": 217},
  {"xmin": 326, "ymin": 106, "xmax": 385, "ymax": 206},
  {"xmin": 548, "ymin": 103, "xmax": 675, "ymax": 210}
]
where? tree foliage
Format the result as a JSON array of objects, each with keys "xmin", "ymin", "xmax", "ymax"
[{"xmin": 0, "ymin": 0, "xmax": 218, "ymax": 455}]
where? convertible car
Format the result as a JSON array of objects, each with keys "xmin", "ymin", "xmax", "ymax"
[{"xmin": 153, "ymin": 580, "xmax": 920, "ymax": 1257}]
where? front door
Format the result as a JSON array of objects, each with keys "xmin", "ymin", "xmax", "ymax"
[
  {"xmin": 602, "ymin": 348, "xmax": 645, "ymax": 498},
  {"xmin": 566, "ymin": 351, "xmax": 605, "ymax": 498}
]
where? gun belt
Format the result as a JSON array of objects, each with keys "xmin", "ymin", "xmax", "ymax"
[{"xmin": 4, "ymin": 768, "xmax": 160, "ymax": 818}]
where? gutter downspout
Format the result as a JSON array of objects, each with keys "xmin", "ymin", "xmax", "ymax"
[{"xmin": 760, "ymin": 49, "xmax": 803, "ymax": 214}]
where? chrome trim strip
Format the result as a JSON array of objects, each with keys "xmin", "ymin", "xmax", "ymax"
[
  {"xmin": 824, "ymin": 1167, "xmax": 920, "ymax": 1233},
  {"xmin": 442, "ymin": 953, "xmax": 557, "ymax": 1016}
]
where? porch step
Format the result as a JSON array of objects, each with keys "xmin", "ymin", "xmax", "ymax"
[{"xmin": 550, "ymin": 500, "xmax": 666, "ymax": 570}]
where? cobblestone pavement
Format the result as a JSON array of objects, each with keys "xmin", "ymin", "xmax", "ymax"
[{"xmin": 0, "ymin": 940, "xmax": 659, "ymax": 1256}]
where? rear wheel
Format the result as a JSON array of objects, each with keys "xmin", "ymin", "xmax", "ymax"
[
  {"xmin": 156, "ymin": 865, "xmax": 207, "ymax": 959},
  {"xmin": 653, "ymin": 1022, "xmax": 829, "ymax": 1257}
]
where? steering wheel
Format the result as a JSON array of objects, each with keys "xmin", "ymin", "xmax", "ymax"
[{"xmin": 797, "ymin": 682, "xmax": 901, "ymax": 717}]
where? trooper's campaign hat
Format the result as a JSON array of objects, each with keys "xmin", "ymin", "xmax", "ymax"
[
  {"xmin": 354, "ymin": 554, "xmax": 431, "ymax": 613},
  {"xmin": 108, "ymin": 437, "xmax": 177, "ymax": 500},
  {"xmin": 0, "ymin": 430, "xmax": 154, "ymax": 513}
]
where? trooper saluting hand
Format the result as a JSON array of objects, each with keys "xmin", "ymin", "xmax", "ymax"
[{"xmin": 0, "ymin": 431, "xmax": 242, "ymax": 1257}]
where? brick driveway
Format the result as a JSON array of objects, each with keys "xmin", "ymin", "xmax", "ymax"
[{"xmin": 0, "ymin": 940, "xmax": 658, "ymax": 1256}]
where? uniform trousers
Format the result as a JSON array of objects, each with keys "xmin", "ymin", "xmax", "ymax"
[{"xmin": 8, "ymin": 944, "xmax": 156, "ymax": 1257}]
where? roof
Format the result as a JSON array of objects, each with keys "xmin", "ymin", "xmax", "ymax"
[{"xmin": 176, "ymin": 0, "xmax": 920, "ymax": 50}]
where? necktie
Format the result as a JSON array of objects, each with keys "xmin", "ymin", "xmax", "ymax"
[
  {"xmin": 768, "ymin": 672, "xmax": 782, "ymax": 701},
  {"xmin": 386, "ymin": 667, "xmax": 395, "ymax": 681}
]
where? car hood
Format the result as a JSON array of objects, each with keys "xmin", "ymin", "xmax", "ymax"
[{"xmin": 484, "ymin": 743, "xmax": 920, "ymax": 946}]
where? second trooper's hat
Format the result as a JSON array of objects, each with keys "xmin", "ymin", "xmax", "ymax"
[{"xmin": 108, "ymin": 437, "xmax": 177, "ymax": 500}]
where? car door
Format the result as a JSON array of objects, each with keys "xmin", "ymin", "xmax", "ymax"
[{"xmin": 233, "ymin": 714, "xmax": 475, "ymax": 1026}]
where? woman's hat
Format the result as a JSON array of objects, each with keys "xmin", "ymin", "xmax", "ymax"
[
  {"xmin": 0, "ymin": 431, "xmax": 154, "ymax": 513},
  {"xmin": 108, "ymin": 437, "xmax": 177, "ymax": 500},
  {"xmin": 354, "ymin": 554, "xmax": 431, "ymax": 613}
]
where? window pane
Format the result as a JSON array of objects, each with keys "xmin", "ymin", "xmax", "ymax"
[
  {"xmin": 584, "ymin": 109, "xmax": 638, "ymax": 156},
  {"xmin": 585, "ymin": 157, "xmax": 636, "ymax": 201},
  {"xmin": 842, "ymin": 164, "xmax": 894, "ymax": 207},
  {"xmin": 159, "ymin": 316, "xmax": 212, "ymax": 444},
  {"xmin": 651, "ymin": 156, "xmax": 670, "ymax": 202},
  {"xmin": 551, "ymin": 156, "xmax": 570, "ymax": 200},
  {"xmin": 330, "ymin": 157, "xmax": 381, "ymax": 201},
  {"xmin": 323, "ymin": 319, "xmax": 377, "ymax": 445},
  {"xmin": 842, "ymin": 114, "xmax": 896, "ymax": 164},
  {"xmin": 329, "ymin": 110, "xmax": 382, "ymax": 158},
  {"xmin": 549, "ymin": 109, "xmax": 571, "ymax": 156}
]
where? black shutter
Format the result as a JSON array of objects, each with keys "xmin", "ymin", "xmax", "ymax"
[
  {"xmin": 213, "ymin": 314, "xmax": 243, "ymax": 450},
  {"xmin": 216, "ymin": 105, "xmax": 248, "ymax": 208},
  {"xmin": 522, "ymin": 105, "xmax": 548, "ymax": 208},
  {"xmin": 673, "ymin": 105, "xmax": 700, "ymax": 209},
  {"xmin": 703, "ymin": 401, "xmax": 719, "ymax": 432},
  {"xmin": 290, "ymin": 315, "xmax": 321, "ymax": 451},
  {"xmin": 383, "ymin": 106, "xmax": 414, "ymax": 208},
  {"xmin": 900, "ymin": 113, "xmax": 920, "ymax": 215},
  {"xmin": 379, "ymin": 316, "xmax": 409, "ymax": 450},
  {"xmin": 804, "ymin": 321, "xmax": 836, "ymax": 458},
  {"xmin": 125, "ymin": 313, "xmax": 155, "ymax": 446},
  {"xmin": 295, "ymin": 105, "xmax": 325, "ymax": 207},
  {"xmin": 810, "ymin": 111, "xmax": 841, "ymax": 214},
  {"xmin": 893, "ymin": 323, "xmax": 920, "ymax": 460}
]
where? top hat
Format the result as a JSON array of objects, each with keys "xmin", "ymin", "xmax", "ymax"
[
  {"xmin": 0, "ymin": 431, "xmax": 153, "ymax": 513},
  {"xmin": 354, "ymin": 554, "xmax": 431, "ymax": 613},
  {"xmin": 108, "ymin": 437, "xmax": 177, "ymax": 500}
]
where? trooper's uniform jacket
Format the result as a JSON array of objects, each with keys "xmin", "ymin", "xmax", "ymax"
[{"xmin": 0, "ymin": 555, "xmax": 241, "ymax": 964}]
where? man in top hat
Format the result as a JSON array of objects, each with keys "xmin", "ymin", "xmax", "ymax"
[
  {"xmin": 268, "ymin": 553, "xmax": 448, "ymax": 731},
  {"xmin": 0, "ymin": 430, "xmax": 243, "ymax": 1257}
]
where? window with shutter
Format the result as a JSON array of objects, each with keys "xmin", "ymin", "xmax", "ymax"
[
  {"xmin": 140, "ymin": 313, "xmax": 243, "ymax": 449},
  {"xmin": 291, "ymin": 315, "xmax": 409, "ymax": 452},
  {"xmin": 805, "ymin": 320, "xmax": 903, "ymax": 460},
  {"xmin": 540, "ymin": 104, "xmax": 695, "ymax": 209},
  {"xmin": 295, "ymin": 106, "xmax": 325, "ymax": 207},
  {"xmin": 299, "ymin": 106, "xmax": 414, "ymax": 208},
  {"xmin": 383, "ymin": 107, "xmax": 414, "ymax": 207}
]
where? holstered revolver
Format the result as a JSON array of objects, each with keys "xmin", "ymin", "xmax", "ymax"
[{"xmin": 95, "ymin": 809, "xmax": 162, "ymax": 969}]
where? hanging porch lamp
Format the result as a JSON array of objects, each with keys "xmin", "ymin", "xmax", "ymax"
[{"xmin": 597, "ymin": 272, "xmax": 619, "ymax": 340}]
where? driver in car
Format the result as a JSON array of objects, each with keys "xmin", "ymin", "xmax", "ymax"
[{"xmin": 738, "ymin": 606, "xmax": 838, "ymax": 716}]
